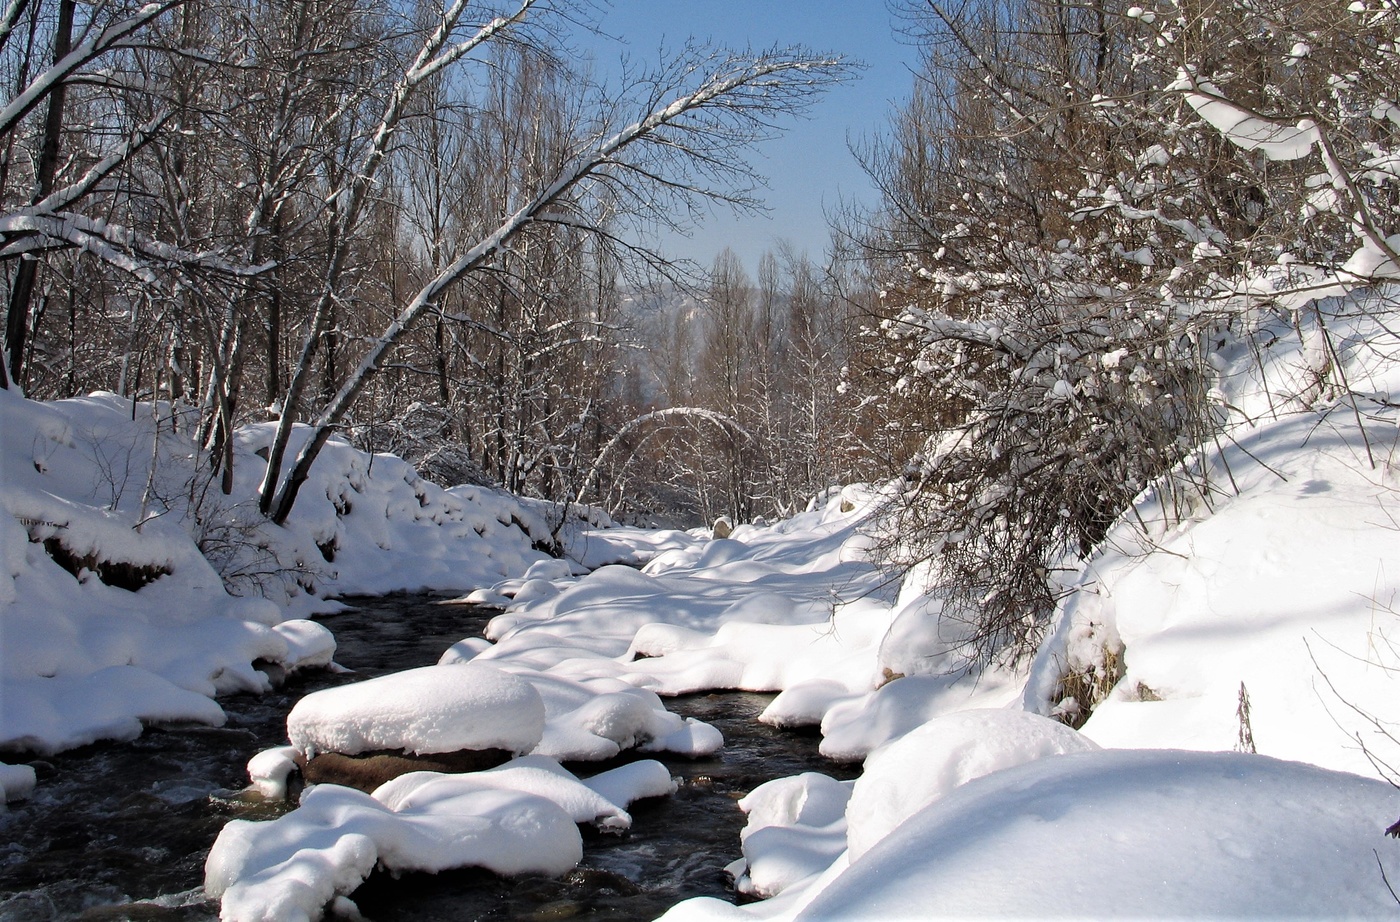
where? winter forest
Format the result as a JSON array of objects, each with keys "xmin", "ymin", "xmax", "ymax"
[{"xmin": 4, "ymin": 0, "xmax": 1400, "ymax": 918}]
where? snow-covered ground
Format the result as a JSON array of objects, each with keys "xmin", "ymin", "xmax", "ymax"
[
  {"xmin": 7, "ymin": 290, "xmax": 1400, "ymax": 920},
  {"xmin": 0, "ymin": 388, "xmax": 556, "ymax": 756}
]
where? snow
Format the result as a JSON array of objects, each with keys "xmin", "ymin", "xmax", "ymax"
[
  {"xmin": 0, "ymin": 760, "xmax": 36, "ymax": 802},
  {"xmin": 817, "ymin": 674, "xmax": 1023, "ymax": 763},
  {"xmin": 12, "ymin": 283, "xmax": 1400, "ymax": 920},
  {"xmin": 287, "ymin": 663, "xmax": 546, "ymax": 758},
  {"xmin": 1, "ymin": 385, "xmax": 554, "ymax": 761},
  {"xmin": 1172, "ymin": 73, "xmax": 1321, "ymax": 161},
  {"xmin": 797, "ymin": 751, "xmax": 1400, "ymax": 920},
  {"xmin": 843, "ymin": 709, "xmax": 1099, "ymax": 861},
  {"xmin": 728, "ymin": 773, "xmax": 853, "ymax": 898},
  {"xmin": 206, "ymin": 754, "xmax": 673, "ymax": 922},
  {"xmin": 1025, "ymin": 298, "xmax": 1400, "ymax": 779}
]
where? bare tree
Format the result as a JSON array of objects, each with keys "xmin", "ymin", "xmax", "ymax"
[{"xmin": 259, "ymin": 31, "xmax": 853, "ymax": 523}]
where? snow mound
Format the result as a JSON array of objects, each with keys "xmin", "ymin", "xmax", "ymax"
[
  {"xmin": 206, "ymin": 754, "xmax": 671, "ymax": 922},
  {"xmin": 819, "ymin": 673, "xmax": 1022, "ymax": 762},
  {"xmin": 729, "ymin": 772, "xmax": 852, "ymax": 898},
  {"xmin": 798, "ymin": 750, "xmax": 1400, "ymax": 919},
  {"xmin": 518, "ymin": 672, "xmax": 722, "ymax": 761},
  {"xmin": 373, "ymin": 756, "xmax": 633, "ymax": 829},
  {"xmin": 287, "ymin": 663, "xmax": 545, "ymax": 758},
  {"xmin": 845, "ymin": 708, "xmax": 1098, "ymax": 861}
]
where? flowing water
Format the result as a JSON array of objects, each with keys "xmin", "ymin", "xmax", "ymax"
[{"xmin": 0, "ymin": 594, "xmax": 858, "ymax": 921}]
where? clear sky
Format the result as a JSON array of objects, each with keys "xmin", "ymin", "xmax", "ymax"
[{"xmin": 576, "ymin": 1, "xmax": 919, "ymax": 273}]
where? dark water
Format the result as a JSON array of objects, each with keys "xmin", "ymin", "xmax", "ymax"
[{"xmin": 0, "ymin": 594, "xmax": 857, "ymax": 921}]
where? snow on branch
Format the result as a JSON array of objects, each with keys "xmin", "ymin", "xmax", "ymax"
[
  {"xmin": 1168, "ymin": 70, "xmax": 1320, "ymax": 162},
  {"xmin": 0, "ymin": 1, "xmax": 181, "ymax": 140}
]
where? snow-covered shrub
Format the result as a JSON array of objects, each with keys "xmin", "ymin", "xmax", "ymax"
[{"xmin": 854, "ymin": 0, "xmax": 1400, "ymax": 665}]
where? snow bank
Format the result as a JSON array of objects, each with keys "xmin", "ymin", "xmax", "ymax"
[
  {"xmin": 287, "ymin": 663, "xmax": 545, "ymax": 758},
  {"xmin": 206, "ymin": 755, "xmax": 674, "ymax": 922},
  {"xmin": 844, "ymin": 709, "xmax": 1098, "ymax": 861},
  {"xmin": 798, "ymin": 750, "xmax": 1400, "ymax": 919},
  {"xmin": 1, "ymin": 385, "xmax": 557, "ymax": 762},
  {"xmin": 1027, "ymin": 298, "xmax": 1400, "ymax": 778},
  {"xmin": 818, "ymin": 673, "xmax": 1023, "ymax": 763}
]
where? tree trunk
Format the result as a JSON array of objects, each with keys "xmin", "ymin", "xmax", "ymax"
[{"xmin": 4, "ymin": 0, "xmax": 72, "ymax": 388}]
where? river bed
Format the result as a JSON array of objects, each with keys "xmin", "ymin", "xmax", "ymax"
[{"xmin": 0, "ymin": 594, "xmax": 856, "ymax": 921}]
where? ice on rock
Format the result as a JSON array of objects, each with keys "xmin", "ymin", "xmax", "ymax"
[
  {"xmin": 845, "ymin": 708, "xmax": 1099, "ymax": 861},
  {"xmin": 287, "ymin": 662, "xmax": 545, "ymax": 758}
]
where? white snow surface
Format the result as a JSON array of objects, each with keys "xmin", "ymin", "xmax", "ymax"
[
  {"xmin": 0, "ymin": 386, "xmax": 554, "ymax": 759},
  {"xmin": 206, "ymin": 755, "xmax": 672, "ymax": 922},
  {"xmin": 843, "ymin": 709, "xmax": 1098, "ymax": 862},
  {"xmin": 728, "ymin": 773, "xmax": 853, "ymax": 899},
  {"xmin": 17, "ymin": 288, "xmax": 1400, "ymax": 920},
  {"xmin": 798, "ymin": 750, "xmax": 1400, "ymax": 920},
  {"xmin": 1026, "ymin": 295, "xmax": 1400, "ymax": 779},
  {"xmin": 287, "ymin": 663, "xmax": 545, "ymax": 758}
]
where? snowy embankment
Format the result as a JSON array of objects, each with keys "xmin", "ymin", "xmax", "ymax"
[{"xmin": 0, "ymin": 388, "xmax": 555, "ymax": 761}]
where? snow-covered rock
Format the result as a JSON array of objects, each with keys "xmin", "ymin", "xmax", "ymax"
[
  {"xmin": 287, "ymin": 663, "xmax": 545, "ymax": 758},
  {"xmin": 205, "ymin": 755, "xmax": 673, "ymax": 922},
  {"xmin": 729, "ymin": 772, "xmax": 852, "ymax": 898}
]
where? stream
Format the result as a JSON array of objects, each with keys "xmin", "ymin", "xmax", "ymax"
[{"xmin": 0, "ymin": 593, "xmax": 858, "ymax": 921}]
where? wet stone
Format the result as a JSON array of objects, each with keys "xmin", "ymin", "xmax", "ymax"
[{"xmin": 299, "ymin": 746, "xmax": 512, "ymax": 793}]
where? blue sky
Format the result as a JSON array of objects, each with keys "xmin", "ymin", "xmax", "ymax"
[{"xmin": 576, "ymin": 1, "xmax": 918, "ymax": 272}]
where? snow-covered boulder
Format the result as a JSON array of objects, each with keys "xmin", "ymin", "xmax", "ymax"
[
  {"xmin": 728, "ymin": 772, "xmax": 853, "ymax": 898},
  {"xmin": 287, "ymin": 663, "xmax": 545, "ymax": 758},
  {"xmin": 206, "ymin": 755, "xmax": 676, "ymax": 922}
]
